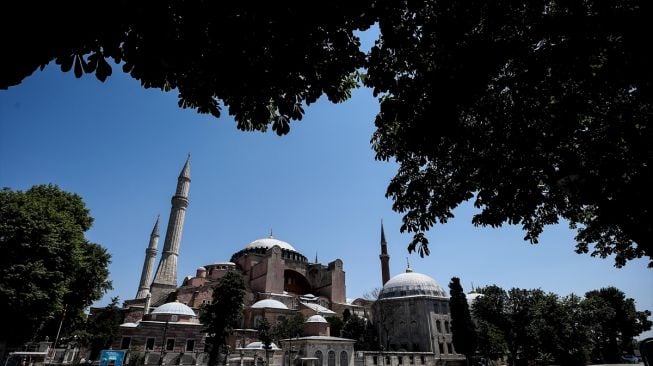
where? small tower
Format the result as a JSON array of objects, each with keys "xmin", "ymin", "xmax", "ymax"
[
  {"xmin": 135, "ymin": 216, "xmax": 160, "ymax": 299},
  {"xmin": 150, "ymin": 155, "xmax": 191, "ymax": 305},
  {"xmin": 379, "ymin": 220, "xmax": 391, "ymax": 285}
]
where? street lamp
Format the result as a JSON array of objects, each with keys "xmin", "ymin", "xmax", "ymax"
[
  {"xmin": 159, "ymin": 321, "xmax": 170, "ymax": 366},
  {"xmin": 287, "ymin": 335, "xmax": 298, "ymax": 366}
]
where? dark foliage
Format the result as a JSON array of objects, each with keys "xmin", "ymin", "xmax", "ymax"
[
  {"xmin": 368, "ymin": 0, "xmax": 651, "ymax": 267},
  {"xmin": 584, "ymin": 287, "xmax": 653, "ymax": 362},
  {"xmin": 0, "ymin": 185, "xmax": 112, "ymax": 346},
  {"xmin": 272, "ymin": 313, "xmax": 304, "ymax": 341},
  {"xmin": 449, "ymin": 278, "xmax": 478, "ymax": 364},
  {"xmin": 85, "ymin": 297, "xmax": 123, "ymax": 360},
  {"xmin": 2, "ymin": 2, "xmax": 650, "ymax": 266},
  {"xmin": 1, "ymin": 2, "xmax": 375, "ymax": 135},
  {"xmin": 341, "ymin": 314, "xmax": 378, "ymax": 351},
  {"xmin": 472, "ymin": 285, "xmax": 651, "ymax": 365},
  {"xmin": 200, "ymin": 271, "xmax": 245, "ymax": 366}
]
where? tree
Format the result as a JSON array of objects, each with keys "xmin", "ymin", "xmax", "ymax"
[
  {"xmin": 257, "ymin": 318, "xmax": 273, "ymax": 366},
  {"xmin": 3, "ymin": 3, "xmax": 650, "ymax": 267},
  {"xmin": 1, "ymin": 3, "xmax": 375, "ymax": 135},
  {"xmin": 341, "ymin": 314, "xmax": 377, "ymax": 351},
  {"xmin": 472, "ymin": 286, "xmax": 539, "ymax": 366},
  {"xmin": 325, "ymin": 316, "xmax": 344, "ymax": 338},
  {"xmin": 554, "ymin": 294, "xmax": 591, "ymax": 365},
  {"xmin": 367, "ymin": 0, "xmax": 651, "ymax": 267},
  {"xmin": 272, "ymin": 313, "xmax": 304, "ymax": 342},
  {"xmin": 0, "ymin": 185, "xmax": 112, "ymax": 347},
  {"xmin": 362, "ymin": 287, "xmax": 381, "ymax": 300},
  {"xmin": 583, "ymin": 287, "xmax": 652, "ymax": 363},
  {"xmin": 448, "ymin": 278, "xmax": 478, "ymax": 365},
  {"xmin": 472, "ymin": 285, "xmax": 651, "ymax": 365},
  {"xmin": 85, "ymin": 297, "xmax": 124, "ymax": 360},
  {"xmin": 200, "ymin": 271, "xmax": 245, "ymax": 366}
]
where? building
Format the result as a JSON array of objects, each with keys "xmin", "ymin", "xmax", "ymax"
[{"xmin": 112, "ymin": 158, "xmax": 464, "ymax": 366}]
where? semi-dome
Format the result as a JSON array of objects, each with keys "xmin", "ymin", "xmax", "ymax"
[
  {"xmin": 378, "ymin": 270, "xmax": 447, "ymax": 299},
  {"xmin": 246, "ymin": 237, "xmax": 296, "ymax": 252},
  {"xmin": 306, "ymin": 315, "xmax": 328, "ymax": 323},
  {"xmin": 151, "ymin": 301, "xmax": 197, "ymax": 316},
  {"xmin": 251, "ymin": 299, "xmax": 289, "ymax": 310}
]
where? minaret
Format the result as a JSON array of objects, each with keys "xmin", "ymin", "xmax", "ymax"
[
  {"xmin": 135, "ymin": 216, "xmax": 160, "ymax": 299},
  {"xmin": 150, "ymin": 155, "xmax": 191, "ymax": 304},
  {"xmin": 379, "ymin": 220, "xmax": 391, "ymax": 285}
]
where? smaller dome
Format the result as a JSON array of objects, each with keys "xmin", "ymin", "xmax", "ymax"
[
  {"xmin": 466, "ymin": 293, "xmax": 484, "ymax": 303},
  {"xmin": 213, "ymin": 261, "xmax": 235, "ymax": 266},
  {"xmin": 251, "ymin": 299, "xmax": 288, "ymax": 310},
  {"xmin": 197, "ymin": 266, "xmax": 206, "ymax": 271},
  {"xmin": 152, "ymin": 301, "xmax": 196, "ymax": 317},
  {"xmin": 245, "ymin": 342, "xmax": 280, "ymax": 350},
  {"xmin": 306, "ymin": 315, "xmax": 328, "ymax": 323},
  {"xmin": 246, "ymin": 237, "xmax": 296, "ymax": 252},
  {"xmin": 379, "ymin": 271, "xmax": 447, "ymax": 299}
]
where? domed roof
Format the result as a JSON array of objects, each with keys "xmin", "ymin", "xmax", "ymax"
[
  {"xmin": 245, "ymin": 342, "xmax": 281, "ymax": 350},
  {"xmin": 466, "ymin": 292, "xmax": 484, "ymax": 303},
  {"xmin": 213, "ymin": 261, "xmax": 235, "ymax": 266},
  {"xmin": 151, "ymin": 301, "xmax": 197, "ymax": 317},
  {"xmin": 378, "ymin": 270, "xmax": 447, "ymax": 299},
  {"xmin": 251, "ymin": 299, "xmax": 289, "ymax": 310},
  {"xmin": 306, "ymin": 315, "xmax": 328, "ymax": 323},
  {"xmin": 246, "ymin": 236, "xmax": 296, "ymax": 252}
]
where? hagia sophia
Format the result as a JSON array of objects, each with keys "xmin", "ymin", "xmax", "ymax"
[{"xmin": 111, "ymin": 157, "xmax": 466, "ymax": 366}]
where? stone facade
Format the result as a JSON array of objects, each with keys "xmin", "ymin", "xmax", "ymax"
[{"xmin": 110, "ymin": 158, "xmax": 465, "ymax": 366}]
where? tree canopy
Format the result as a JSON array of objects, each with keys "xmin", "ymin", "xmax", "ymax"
[
  {"xmin": 472, "ymin": 285, "xmax": 651, "ymax": 365},
  {"xmin": 0, "ymin": 185, "xmax": 112, "ymax": 347},
  {"xmin": 84, "ymin": 297, "xmax": 123, "ymax": 360},
  {"xmin": 2, "ymin": 1, "xmax": 650, "ymax": 266}
]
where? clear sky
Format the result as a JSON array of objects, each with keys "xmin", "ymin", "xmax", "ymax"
[{"xmin": 1, "ymin": 35, "xmax": 651, "ymax": 339}]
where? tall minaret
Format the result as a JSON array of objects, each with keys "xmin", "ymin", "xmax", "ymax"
[
  {"xmin": 379, "ymin": 220, "xmax": 391, "ymax": 285},
  {"xmin": 135, "ymin": 216, "xmax": 160, "ymax": 299},
  {"xmin": 150, "ymin": 155, "xmax": 191, "ymax": 304}
]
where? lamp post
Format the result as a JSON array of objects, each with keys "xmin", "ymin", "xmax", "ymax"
[
  {"xmin": 159, "ymin": 321, "xmax": 170, "ymax": 366},
  {"xmin": 224, "ymin": 345, "xmax": 231, "ymax": 366}
]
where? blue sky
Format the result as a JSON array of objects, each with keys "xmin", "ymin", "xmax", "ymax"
[{"xmin": 1, "ymin": 42, "xmax": 651, "ymax": 339}]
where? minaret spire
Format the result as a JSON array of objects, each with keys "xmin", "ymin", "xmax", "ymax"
[
  {"xmin": 150, "ymin": 156, "xmax": 191, "ymax": 304},
  {"xmin": 135, "ymin": 216, "xmax": 160, "ymax": 299},
  {"xmin": 379, "ymin": 220, "xmax": 391, "ymax": 285}
]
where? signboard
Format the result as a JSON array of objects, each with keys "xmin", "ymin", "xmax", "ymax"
[{"xmin": 99, "ymin": 350, "xmax": 126, "ymax": 366}]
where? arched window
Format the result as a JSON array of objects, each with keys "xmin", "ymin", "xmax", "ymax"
[
  {"xmin": 340, "ymin": 351, "xmax": 347, "ymax": 366},
  {"xmin": 315, "ymin": 351, "xmax": 323, "ymax": 366},
  {"xmin": 436, "ymin": 320, "xmax": 442, "ymax": 333},
  {"xmin": 444, "ymin": 321, "xmax": 450, "ymax": 333},
  {"xmin": 328, "ymin": 351, "xmax": 336, "ymax": 366}
]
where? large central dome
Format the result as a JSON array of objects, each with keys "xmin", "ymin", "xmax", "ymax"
[
  {"xmin": 245, "ymin": 236, "xmax": 296, "ymax": 251},
  {"xmin": 378, "ymin": 270, "xmax": 447, "ymax": 299}
]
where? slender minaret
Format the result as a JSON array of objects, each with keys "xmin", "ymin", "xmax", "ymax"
[
  {"xmin": 379, "ymin": 220, "xmax": 391, "ymax": 285},
  {"xmin": 135, "ymin": 216, "xmax": 160, "ymax": 299},
  {"xmin": 150, "ymin": 155, "xmax": 191, "ymax": 304}
]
